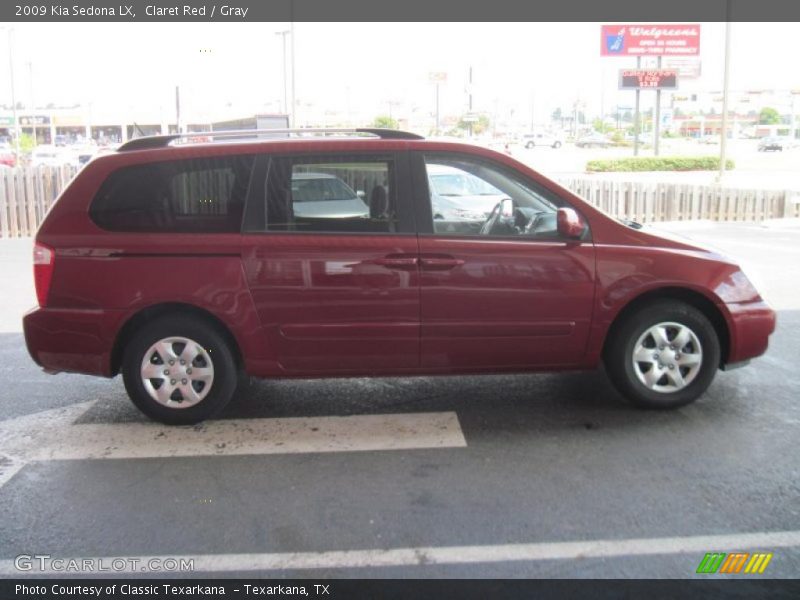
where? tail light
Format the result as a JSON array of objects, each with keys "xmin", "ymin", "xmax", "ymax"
[{"xmin": 33, "ymin": 242, "xmax": 55, "ymax": 307}]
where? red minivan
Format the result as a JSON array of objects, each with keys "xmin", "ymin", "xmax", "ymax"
[{"xmin": 23, "ymin": 129, "xmax": 776, "ymax": 424}]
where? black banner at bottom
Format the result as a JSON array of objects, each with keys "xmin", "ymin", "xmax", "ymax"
[{"xmin": 2, "ymin": 579, "xmax": 799, "ymax": 600}]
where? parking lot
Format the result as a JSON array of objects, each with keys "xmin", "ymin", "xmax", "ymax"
[{"xmin": 0, "ymin": 221, "xmax": 798, "ymax": 578}]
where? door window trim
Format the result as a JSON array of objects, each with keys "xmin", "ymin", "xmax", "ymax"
[{"xmin": 411, "ymin": 150, "xmax": 591, "ymax": 243}]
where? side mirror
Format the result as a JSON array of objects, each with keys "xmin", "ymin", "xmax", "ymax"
[{"xmin": 557, "ymin": 207, "xmax": 586, "ymax": 239}]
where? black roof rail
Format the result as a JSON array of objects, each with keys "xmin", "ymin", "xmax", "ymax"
[{"xmin": 117, "ymin": 128, "xmax": 424, "ymax": 152}]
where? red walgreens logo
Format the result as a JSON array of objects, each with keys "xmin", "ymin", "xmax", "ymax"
[{"xmin": 602, "ymin": 24, "xmax": 701, "ymax": 57}]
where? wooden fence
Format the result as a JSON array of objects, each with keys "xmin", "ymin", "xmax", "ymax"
[
  {"xmin": 1, "ymin": 166, "xmax": 77, "ymax": 238},
  {"xmin": 1, "ymin": 166, "xmax": 798, "ymax": 237},
  {"xmin": 556, "ymin": 178, "xmax": 800, "ymax": 224}
]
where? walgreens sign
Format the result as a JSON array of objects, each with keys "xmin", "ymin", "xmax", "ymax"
[{"xmin": 601, "ymin": 24, "xmax": 701, "ymax": 57}]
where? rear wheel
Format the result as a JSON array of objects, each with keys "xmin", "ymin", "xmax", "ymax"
[
  {"xmin": 604, "ymin": 300, "xmax": 721, "ymax": 409},
  {"xmin": 122, "ymin": 315, "xmax": 240, "ymax": 424},
  {"xmin": 525, "ymin": 141, "xmax": 535, "ymax": 149}
]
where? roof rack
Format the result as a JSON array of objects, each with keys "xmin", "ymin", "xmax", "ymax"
[{"xmin": 117, "ymin": 128, "xmax": 424, "ymax": 151}]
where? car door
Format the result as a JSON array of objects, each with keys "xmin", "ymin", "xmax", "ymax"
[
  {"xmin": 413, "ymin": 151, "xmax": 596, "ymax": 370},
  {"xmin": 241, "ymin": 150, "xmax": 420, "ymax": 374}
]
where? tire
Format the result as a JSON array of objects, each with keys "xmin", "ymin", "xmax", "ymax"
[
  {"xmin": 552, "ymin": 141, "xmax": 562, "ymax": 149},
  {"xmin": 122, "ymin": 315, "xmax": 240, "ymax": 424},
  {"xmin": 604, "ymin": 300, "xmax": 721, "ymax": 409},
  {"xmin": 525, "ymin": 142, "xmax": 535, "ymax": 149}
]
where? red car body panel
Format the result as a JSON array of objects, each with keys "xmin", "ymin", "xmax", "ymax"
[{"xmin": 22, "ymin": 138, "xmax": 776, "ymax": 381}]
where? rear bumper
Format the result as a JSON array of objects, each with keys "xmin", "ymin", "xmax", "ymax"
[
  {"xmin": 723, "ymin": 300, "xmax": 777, "ymax": 365},
  {"xmin": 23, "ymin": 306, "xmax": 126, "ymax": 377}
]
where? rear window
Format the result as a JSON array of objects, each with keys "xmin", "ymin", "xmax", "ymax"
[{"xmin": 90, "ymin": 155, "xmax": 255, "ymax": 233}]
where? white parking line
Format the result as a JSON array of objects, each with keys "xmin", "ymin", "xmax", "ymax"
[
  {"xmin": 2, "ymin": 529, "xmax": 799, "ymax": 575},
  {"xmin": 0, "ymin": 402, "xmax": 466, "ymax": 488}
]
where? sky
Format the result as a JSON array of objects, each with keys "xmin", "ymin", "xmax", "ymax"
[{"xmin": 1, "ymin": 22, "xmax": 799, "ymax": 125}]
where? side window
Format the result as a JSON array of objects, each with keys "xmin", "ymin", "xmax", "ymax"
[
  {"xmin": 424, "ymin": 154, "xmax": 562, "ymax": 239},
  {"xmin": 90, "ymin": 155, "xmax": 255, "ymax": 233},
  {"xmin": 263, "ymin": 155, "xmax": 397, "ymax": 233}
]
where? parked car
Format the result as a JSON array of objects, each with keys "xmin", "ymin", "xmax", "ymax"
[
  {"xmin": 757, "ymin": 136, "xmax": 793, "ymax": 152},
  {"xmin": 522, "ymin": 132, "xmax": 563, "ymax": 149},
  {"xmin": 0, "ymin": 143, "xmax": 16, "ymax": 167},
  {"xmin": 291, "ymin": 172, "xmax": 370, "ymax": 219},
  {"xmin": 575, "ymin": 132, "xmax": 612, "ymax": 148},
  {"xmin": 23, "ymin": 128, "xmax": 776, "ymax": 424},
  {"xmin": 428, "ymin": 164, "xmax": 507, "ymax": 230}
]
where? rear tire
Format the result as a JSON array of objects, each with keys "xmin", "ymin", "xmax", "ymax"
[
  {"xmin": 122, "ymin": 315, "xmax": 240, "ymax": 424},
  {"xmin": 604, "ymin": 300, "xmax": 720, "ymax": 409}
]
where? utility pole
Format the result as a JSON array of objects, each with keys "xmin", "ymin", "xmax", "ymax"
[
  {"xmin": 718, "ymin": 8, "xmax": 732, "ymax": 182},
  {"xmin": 27, "ymin": 61, "xmax": 36, "ymax": 146},
  {"xmin": 290, "ymin": 21, "xmax": 296, "ymax": 127},
  {"xmin": 275, "ymin": 30, "xmax": 290, "ymax": 115},
  {"xmin": 175, "ymin": 85, "xmax": 181, "ymax": 133},
  {"xmin": 654, "ymin": 56, "xmax": 662, "ymax": 156},
  {"xmin": 468, "ymin": 66, "xmax": 473, "ymax": 138},
  {"xmin": 634, "ymin": 56, "xmax": 641, "ymax": 156},
  {"xmin": 4, "ymin": 28, "xmax": 20, "ymax": 157}
]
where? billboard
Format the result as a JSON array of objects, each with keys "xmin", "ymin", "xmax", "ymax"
[
  {"xmin": 619, "ymin": 69, "xmax": 679, "ymax": 90},
  {"xmin": 602, "ymin": 24, "xmax": 700, "ymax": 57}
]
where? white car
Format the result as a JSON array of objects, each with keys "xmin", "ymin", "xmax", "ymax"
[
  {"xmin": 522, "ymin": 132, "xmax": 563, "ymax": 149},
  {"xmin": 30, "ymin": 145, "xmax": 71, "ymax": 167}
]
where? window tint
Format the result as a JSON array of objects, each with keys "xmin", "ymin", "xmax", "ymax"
[
  {"xmin": 425, "ymin": 154, "xmax": 561, "ymax": 238},
  {"xmin": 90, "ymin": 155, "xmax": 255, "ymax": 233},
  {"xmin": 256, "ymin": 156, "xmax": 397, "ymax": 234}
]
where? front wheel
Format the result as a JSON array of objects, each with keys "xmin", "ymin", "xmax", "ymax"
[
  {"xmin": 552, "ymin": 141, "xmax": 562, "ymax": 149},
  {"xmin": 604, "ymin": 301, "xmax": 721, "ymax": 409},
  {"xmin": 525, "ymin": 141, "xmax": 535, "ymax": 149},
  {"xmin": 122, "ymin": 315, "xmax": 240, "ymax": 424}
]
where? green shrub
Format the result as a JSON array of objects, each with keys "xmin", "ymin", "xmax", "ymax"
[{"xmin": 586, "ymin": 156, "xmax": 735, "ymax": 172}]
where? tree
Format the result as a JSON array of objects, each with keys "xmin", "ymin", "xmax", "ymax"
[
  {"xmin": 759, "ymin": 107, "xmax": 781, "ymax": 125},
  {"xmin": 372, "ymin": 115, "xmax": 398, "ymax": 129},
  {"xmin": 551, "ymin": 108, "xmax": 562, "ymax": 122}
]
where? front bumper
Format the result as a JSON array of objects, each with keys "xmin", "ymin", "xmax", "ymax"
[
  {"xmin": 23, "ymin": 306, "xmax": 127, "ymax": 377},
  {"xmin": 723, "ymin": 300, "xmax": 777, "ymax": 365}
]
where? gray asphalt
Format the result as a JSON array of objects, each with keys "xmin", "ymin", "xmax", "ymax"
[{"xmin": 0, "ymin": 223, "xmax": 798, "ymax": 579}]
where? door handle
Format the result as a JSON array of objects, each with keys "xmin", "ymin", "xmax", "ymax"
[
  {"xmin": 371, "ymin": 256, "xmax": 419, "ymax": 269},
  {"xmin": 420, "ymin": 256, "xmax": 465, "ymax": 270}
]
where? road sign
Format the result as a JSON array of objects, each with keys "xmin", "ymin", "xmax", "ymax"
[
  {"xmin": 428, "ymin": 72, "xmax": 447, "ymax": 83},
  {"xmin": 602, "ymin": 24, "xmax": 700, "ymax": 57},
  {"xmin": 619, "ymin": 69, "xmax": 679, "ymax": 90}
]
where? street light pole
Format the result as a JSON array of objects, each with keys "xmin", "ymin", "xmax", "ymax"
[
  {"xmin": 718, "ymin": 5, "xmax": 732, "ymax": 182},
  {"xmin": 275, "ymin": 30, "xmax": 290, "ymax": 115}
]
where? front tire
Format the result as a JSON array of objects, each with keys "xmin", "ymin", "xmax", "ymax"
[
  {"xmin": 122, "ymin": 315, "xmax": 240, "ymax": 424},
  {"xmin": 604, "ymin": 301, "xmax": 721, "ymax": 409}
]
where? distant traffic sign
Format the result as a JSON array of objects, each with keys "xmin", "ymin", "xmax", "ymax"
[{"xmin": 602, "ymin": 24, "xmax": 700, "ymax": 57}]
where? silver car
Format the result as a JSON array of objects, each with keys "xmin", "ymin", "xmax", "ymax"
[{"xmin": 291, "ymin": 172, "xmax": 370, "ymax": 219}]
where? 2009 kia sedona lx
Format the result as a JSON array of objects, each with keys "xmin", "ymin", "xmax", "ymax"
[{"xmin": 23, "ymin": 129, "xmax": 776, "ymax": 424}]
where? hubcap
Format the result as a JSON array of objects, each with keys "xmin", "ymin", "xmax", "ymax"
[
  {"xmin": 140, "ymin": 336, "xmax": 214, "ymax": 409},
  {"xmin": 632, "ymin": 322, "xmax": 703, "ymax": 393}
]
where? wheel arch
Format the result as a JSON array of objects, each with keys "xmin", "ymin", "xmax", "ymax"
[
  {"xmin": 602, "ymin": 286, "xmax": 730, "ymax": 367},
  {"xmin": 110, "ymin": 302, "xmax": 244, "ymax": 376}
]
